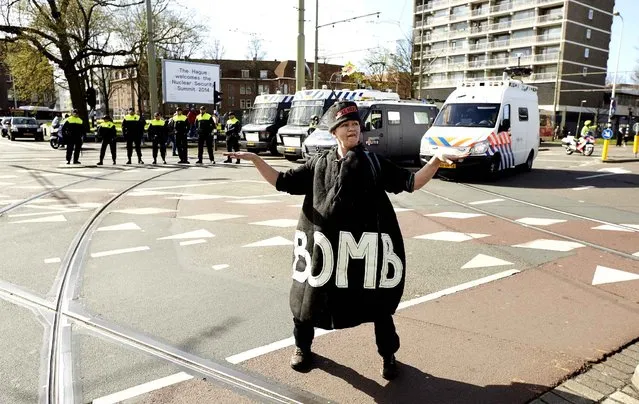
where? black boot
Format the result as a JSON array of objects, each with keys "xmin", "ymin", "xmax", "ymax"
[
  {"xmin": 290, "ymin": 347, "xmax": 313, "ymax": 371},
  {"xmin": 224, "ymin": 158, "xmax": 232, "ymax": 163},
  {"xmin": 97, "ymin": 161, "xmax": 103, "ymax": 166},
  {"xmin": 381, "ymin": 354, "xmax": 399, "ymax": 380},
  {"xmin": 235, "ymin": 159, "xmax": 240, "ymax": 164}
]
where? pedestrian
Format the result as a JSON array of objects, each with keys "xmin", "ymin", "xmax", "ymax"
[
  {"xmin": 170, "ymin": 107, "xmax": 190, "ymax": 164},
  {"xmin": 61, "ymin": 109, "xmax": 84, "ymax": 164},
  {"xmin": 122, "ymin": 107, "xmax": 144, "ymax": 164},
  {"xmin": 196, "ymin": 106, "xmax": 216, "ymax": 164},
  {"xmin": 223, "ymin": 101, "xmax": 467, "ymax": 379},
  {"xmin": 187, "ymin": 107, "xmax": 198, "ymax": 139},
  {"xmin": 616, "ymin": 126, "xmax": 624, "ymax": 147},
  {"xmin": 561, "ymin": 126, "xmax": 568, "ymax": 138},
  {"xmin": 223, "ymin": 111, "xmax": 241, "ymax": 164},
  {"xmin": 553, "ymin": 125, "xmax": 560, "ymax": 141},
  {"xmin": 148, "ymin": 112, "xmax": 168, "ymax": 164},
  {"xmin": 96, "ymin": 115, "xmax": 117, "ymax": 165}
]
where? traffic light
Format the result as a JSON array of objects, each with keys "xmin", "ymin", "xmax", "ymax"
[
  {"xmin": 85, "ymin": 87, "xmax": 97, "ymax": 109},
  {"xmin": 214, "ymin": 90, "xmax": 223, "ymax": 104}
]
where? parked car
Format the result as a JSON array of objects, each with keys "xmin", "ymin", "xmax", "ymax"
[
  {"xmin": 0, "ymin": 117, "xmax": 10, "ymax": 138},
  {"xmin": 7, "ymin": 117, "xmax": 44, "ymax": 141}
]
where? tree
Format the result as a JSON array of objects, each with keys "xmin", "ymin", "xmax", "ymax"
[
  {"xmin": 246, "ymin": 36, "xmax": 266, "ymax": 95},
  {"xmin": 0, "ymin": 0, "xmax": 139, "ymax": 126},
  {"xmin": 361, "ymin": 36, "xmax": 413, "ymax": 98},
  {"xmin": 203, "ymin": 39, "xmax": 225, "ymax": 62},
  {"xmin": 2, "ymin": 40, "xmax": 55, "ymax": 105}
]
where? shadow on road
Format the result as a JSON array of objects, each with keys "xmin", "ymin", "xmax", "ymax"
[{"xmin": 313, "ymin": 354, "xmax": 582, "ymax": 404}]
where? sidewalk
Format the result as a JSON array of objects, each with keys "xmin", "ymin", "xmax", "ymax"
[{"xmin": 532, "ymin": 341, "xmax": 639, "ymax": 404}]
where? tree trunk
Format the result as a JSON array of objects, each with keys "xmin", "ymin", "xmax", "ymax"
[{"xmin": 63, "ymin": 67, "xmax": 89, "ymax": 132}]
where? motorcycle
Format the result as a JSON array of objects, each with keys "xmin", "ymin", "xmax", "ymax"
[
  {"xmin": 49, "ymin": 126, "xmax": 64, "ymax": 149},
  {"xmin": 562, "ymin": 134, "xmax": 595, "ymax": 156}
]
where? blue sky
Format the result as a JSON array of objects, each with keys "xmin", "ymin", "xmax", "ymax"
[{"xmin": 187, "ymin": 0, "xmax": 637, "ymax": 82}]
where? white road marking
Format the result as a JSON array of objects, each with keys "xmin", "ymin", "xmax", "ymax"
[
  {"xmin": 512, "ymin": 239, "xmax": 584, "ymax": 252},
  {"xmin": 90, "ymin": 246, "xmax": 150, "ymax": 258},
  {"xmin": 92, "ymin": 372, "xmax": 193, "ymax": 404},
  {"xmin": 11, "ymin": 215, "xmax": 67, "ymax": 223},
  {"xmin": 66, "ymin": 188, "xmax": 114, "ymax": 193},
  {"xmin": 0, "ymin": 182, "xmax": 15, "ymax": 186},
  {"xmin": 179, "ymin": 239, "xmax": 207, "ymax": 246},
  {"xmin": 226, "ymin": 269, "xmax": 520, "ymax": 364},
  {"xmin": 633, "ymin": 252, "xmax": 639, "ymax": 257},
  {"xmin": 113, "ymin": 208, "xmax": 176, "ymax": 215},
  {"xmin": 212, "ymin": 264, "xmax": 230, "ymax": 270},
  {"xmin": 592, "ymin": 224, "xmax": 638, "ymax": 232},
  {"xmin": 139, "ymin": 183, "xmax": 226, "ymax": 191},
  {"xmin": 44, "ymin": 257, "xmax": 61, "ymax": 264},
  {"xmin": 243, "ymin": 236, "xmax": 294, "ymax": 248},
  {"xmin": 592, "ymin": 265, "xmax": 639, "ymax": 286},
  {"xmin": 425, "ymin": 212, "xmax": 485, "ymax": 219},
  {"xmin": 249, "ymin": 219, "xmax": 298, "ymax": 228},
  {"xmin": 97, "ymin": 222, "xmax": 142, "ymax": 232},
  {"xmin": 468, "ymin": 198, "xmax": 504, "ymax": 205},
  {"xmin": 159, "ymin": 229, "xmax": 214, "ymax": 240},
  {"xmin": 127, "ymin": 190, "xmax": 171, "ymax": 197},
  {"xmin": 8, "ymin": 209, "xmax": 85, "ymax": 218},
  {"xmin": 0, "ymin": 175, "xmax": 17, "ymax": 179},
  {"xmin": 461, "ymin": 254, "xmax": 513, "ymax": 269},
  {"xmin": 288, "ymin": 204, "xmax": 303, "ymax": 208},
  {"xmin": 413, "ymin": 231, "xmax": 489, "ymax": 242},
  {"xmin": 576, "ymin": 173, "xmax": 618, "ymax": 180},
  {"xmin": 515, "ymin": 217, "xmax": 567, "ymax": 226},
  {"xmin": 227, "ymin": 199, "xmax": 279, "ymax": 204},
  {"xmin": 572, "ymin": 186, "xmax": 594, "ymax": 191},
  {"xmin": 182, "ymin": 213, "xmax": 245, "ymax": 221},
  {"xmin": 14, "ymin": 185, "xmax": 56, "ymax": 189},
  {"xmin": 393, "ymin": 208, "xmax": 413, "ymax": 212},
  {"xmin": 166, "ymin": 194, "xmax": 225, "ymax": 201}
]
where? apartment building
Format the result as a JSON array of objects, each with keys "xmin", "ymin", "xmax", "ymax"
[{"xmin": 413, "ymin": 0, "xmax": 615, "ymax": 128}]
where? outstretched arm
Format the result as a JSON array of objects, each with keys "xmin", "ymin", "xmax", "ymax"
[
  {"xmin": 413, "ymin": 150, "xmax": 468, "ymax": 191},
  {"xmin": 224, "ymin": 151, "xmax": 279, "ymax": 187}
]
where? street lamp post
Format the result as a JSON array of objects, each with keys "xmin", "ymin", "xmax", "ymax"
[
  {"xmin": 10, "ymin": 74, "xmax": 17, "ymax": 109},
  {"xmin": 576, "ymin": 99, "xmax": 586, "ymax": 134},
  {"xmin": 603, "ymin": 11, "xmax": 623, "ymax": 161}
]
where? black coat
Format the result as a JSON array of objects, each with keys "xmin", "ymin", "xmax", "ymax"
[{"xmin": 276, "ymin": 144, "xmax": 415, "ymax": 330}]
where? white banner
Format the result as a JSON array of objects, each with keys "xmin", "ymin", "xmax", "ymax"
[{"xmin": 162, "ymin": 60, "xmax": 220, "ymax": 105}]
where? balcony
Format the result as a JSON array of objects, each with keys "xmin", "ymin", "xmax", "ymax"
[
  {"xmin": 530, "ymin": 72, "xmax": 557, "ymax": 81},
  {"xmin": 533, "ymin": 53, "xmax": 560, "ymax": 63}
]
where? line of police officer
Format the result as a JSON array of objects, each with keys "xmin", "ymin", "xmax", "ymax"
[{"xmin": 93, "ymin": 106, "xmax": 235, "ymax": 166}]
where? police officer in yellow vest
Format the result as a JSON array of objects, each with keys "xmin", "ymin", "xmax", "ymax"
[
  {"xmin": 122, "ymin": 107, "xmax": 144, "ymax": 164},
  {"xmin": 196, "ymin": 106, "xmax": 216, "ymax": 164},
  {"xmin": 96, "ymin": 116, "xmax": 117, "ymax": 165},
  {"xmin": 148, "ymin": 112, "xmax": 168, "ymax": 164},
  {"xmin": 224, "ymin": 111, "xmax": 241, "ymax": 164},
  {"xmin": 170, "ymin": 107, "xmax": 189, "ymax": 164},
  {"xmin": 61, "ymin": 109, "xmax": 84, "ymax": 164}
]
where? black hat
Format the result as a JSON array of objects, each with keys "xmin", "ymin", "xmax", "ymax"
[
  {"xmin": 228, "ymin": 111, "xmax": 235, "ymax": 116},
  {"xmin": 327, "ymin": 101, "xmax": 361, "ymax": 133}
]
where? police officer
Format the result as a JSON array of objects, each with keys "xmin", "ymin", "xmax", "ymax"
[
  {"xmin": 224, "ymin": 111, "xmax": 241, "ymax": 164},
  {"xmin": 148, "ymin": 112, "xmax": 168, "ymax": 164},
  {"xmin": 196, "ymin": 106, "xmax": 216, "ymax": 164},
  {"xmin": 307, "ymin": 115, "xmax": 319, "ymax": 137},
  {"xmin": 122, "ymin": 107, "xmax": 144, "ymax": 164},
  {"xmin": 61, "ymin": 109, "xmax": 84, "ymax": 164},
  {"xmin": 96, "ymin": 115, "xmax": 117, "ymax": 165},
  {"xmin": 170, "ymin": 107, "xmax": 189, "ymax": 164}
]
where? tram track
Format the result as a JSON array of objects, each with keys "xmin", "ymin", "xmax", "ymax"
[{"xmin": 0, "ymin": 166, "xmax": 321, "ymax": 404}]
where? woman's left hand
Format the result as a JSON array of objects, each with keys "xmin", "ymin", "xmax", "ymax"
[{"xmin": 435, "ymin": 149, "xmax": 470, "ymax": 164}]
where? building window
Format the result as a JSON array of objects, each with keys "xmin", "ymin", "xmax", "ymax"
[
  {"xmin": 240, "ymin": 85, "xmax": 246, "ymax": 95},
  {"xmin": 229, "ymin": 96, "xmax": 235, "ymax": 107},
  {"xmin": 582, "ymin": 67, "xmax": 588, "ymax": 77},
  {"xmin": 246, "ymin": 85, "xmax": 252, "ymax": 95},
  {"xmin": 260, "ymin": 70, "xmax": 268, "ymax": 79},
  {"xmin": 451, "ymin": 40, "xmax": 457, "ymax": 50},
  {"xmin": 584, "ymin": 48, "xmax": 589, "ymax": 58},
  {"xmin": 241, "ymin": 69, "xmax": 250, "ymax": 78},
  {"xmin": 588, "ymin": 9, "xmax": 593, "ymax": 20},
  {"xmin": 240, "ymin": 99, "xmax": 252, "ymax": 109},
  {"xmin": 258, "ymin": 84, "xmax": 269, "ymax": 94},
  {"xmin": 586, "ymin": 29, "xmax": 591, "ymax": 39}
]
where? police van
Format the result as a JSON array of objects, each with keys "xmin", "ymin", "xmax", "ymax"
[
  {"xmin": 240, "ymin": 93, "xmax": 294, "ymax": 155},
  {"xmin": 277, "ymin": 88, "xmax": 400, "ymax": 161},
  {"xmin": 420, "ymin": 78, "xmax": 539, "ymax": 177},
  {"xmin": 303, "ymin": 100, "xmax": 439, "ymax": 163}
]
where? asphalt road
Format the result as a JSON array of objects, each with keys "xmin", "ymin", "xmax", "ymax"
[{"xmin": 0, "ymin": 139, "xmax": 637, "ymax": 403}]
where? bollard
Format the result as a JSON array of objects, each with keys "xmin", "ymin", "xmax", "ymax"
[
  {"xmin": 634, "ymin": 135, "xmax": 638, "ymax": 157},
  {"xmin": 601, "ymin": 139, "xmax": 610, "ymax": 161}
]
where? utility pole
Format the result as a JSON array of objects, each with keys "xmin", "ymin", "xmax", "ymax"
[
  {"xmin": 146, "ymin": 0, "xmax": 159, "ymax": 114},
  {"xmin": 10, "ymin": 74, "xmax": 17, "ymax": 109},
  {"xmin": 313, "ymin": 0, "xmax": 319, "ymax": 89},
  {"xmin": 296, "ymin": 0, "xmax": 305, "ymax": 91}
]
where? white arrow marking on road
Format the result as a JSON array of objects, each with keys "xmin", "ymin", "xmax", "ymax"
[
  {"xmin": 572, "ymin": 186, "xmax": 594, "ymax": 191},
  {"xmin": 66, "ymin": 188, "xmax": 114, "ymax": 193},
  {"xmin": 0, "ymin": 175, "xmax": 17, "ymax": 179},
  {"xmin": 227, "ymin": 199, "xmax": 279, "ymax": 204},
  {"xmin": 461, "ymin": 254, "xmax": 513, "ymax": 269},
  {"xmin": 592, "ymin": 265, "xmax": 639, "ymax": 285},
  {"xmin": 599, "ymin": 167, "xmax": 632, "ymax": 174},
  {"xmin": 97, "ymin": 222, "xmax": 142, "ymax": 232},
  {"xmin": 179, "ymin": 239, "xmax": 207, "ymax": 246},
  {"xmin": 250, "ymin": 219, "xmax": 298, "ymax": 228},
  {"xmin": 414, "ymin": 232, "xmax": 490, "ymax": 242},
  {"xmin": 592, "ymin": 224, "xmax": 638, "ymax": 232},
  {"xmin": 44, "ymin": 257, "xmax": 61, "ymax": 264},
  {"xmin": 9, "ymin": 209, "xmax": 86, "ymax": 218},
  {"xmin": 182, "ymin": 213, "xmax": 245, "ymax": 221},
  {"xmin": 468, "ymin": 198, "xmax": 504, "ymax": 205},
  {"xmin": 515, "ymin": 217, "xmax": 567, "ymax": 226},
  {"xmin": 11, "ymin": 215, "xmax": 67, "ymax": 223},
  {"xmin": 166, "ymin": 194, "xmax": 225, "ymax": 200},
  {"xmin": 212, "ymin": 264, "xmax": 230, "ymax": 271},
  {"xmin": 393, "ymin": 207, "xmax": 414, "ymax": 212},
  {"xmin": 91, "ymin": 246, "xmax": 150, "ymax": 258},
  {"xmin": 425, "ymin": 212, "xmax": 485, "ymax": 219},
  {"xmin": 0, "ymin": 182, "xmax": 15, "ymax": 186},
  {"xmin": 634, "ymin": 252, "xmax": 639, "ymax": 257},
  {"xmin": 114, "ymin": 208, "xmax": 176, "ymax": 215},
  {"xmin": 159, "ymin": 229, "xmax": 214, "ymax": 240},
  {"xmin": 243, "ymin": 236, "xmax": 294, "ymax": 247},
  {"xmin": 513, "ymin": 239, "xmax": 584, "ymax": 252}
]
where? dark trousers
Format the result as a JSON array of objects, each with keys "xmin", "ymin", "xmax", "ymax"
[
  {"xmin": 167, "ymin": 134, "xmax": 177, "ymax": 155},
  {"xmin": 616, "ymin": 134, "xmax": 624, "ymax": 146},
  {"xmin": 126, "ymin": 135, "xmax": 142, "ymax": 161},
  {"xmin": 99, "ymin": 135, "xmax": 117, "ymax": 163},
  {"xmin": 65, "ymin": 134, "xmax": 83, "ymax": 163},
  {"xmin": 225, "ymin": 134, "xmax": 239, "ymax": 161},
  {"xmin": 293, "ymin": 315, "xmax": 400, "ymax": 357},
  {"xmin": 152, "ymin": 135, "xmax": 167, "ymax": 162},
  {"xmin": 176, "ymin": 132, "xmax": 188, "ymax": 162},
  {"xmin": 198, "ymin": 132, "xmax": 214, "ymax": 161}
]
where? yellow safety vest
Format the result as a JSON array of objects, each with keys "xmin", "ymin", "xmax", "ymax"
[
  {"xmin": 173, "ymin": 115, "xmax": 187, "ymax": 121},
  {"xmin": 100, "ymin": 122, "xmax": 115, "ymax": 128},
  {"xmin": 67, "ymin": 116, "xmax": 83, "ymax": 124},
  {"xmin": 197, "ymin": 113, "xmax": 212, "ymax": 121},
  {"xmin": 149, "ymin": 119, "xmax": 165, "ymax": 126},
  {"xmin": 124, "ymin": 114, "xmax": 139, "ymax": 121}
]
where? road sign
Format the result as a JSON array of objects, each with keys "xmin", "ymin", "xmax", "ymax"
[
  {"xmin": 602, "ymin": 128, "xmax": 613, "ymax": 139},
  {"xmin": 633, "ymin": 122, "xmax": 639, "ymax": 133}
]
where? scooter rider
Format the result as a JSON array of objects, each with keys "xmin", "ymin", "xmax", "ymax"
[
  {"xmin": 122, "ymin": 107, "xmax": 144, "ymax": 164},
  {"xmin": 96, "ymin": 115, "xmax": 117, "ymax": 165},
  {"xmin": 148, "ymin": 112, "xmax": 168, "ymax": 164},
  {"xmin": 577, "ymin": 120, "xmax": 596, "ymax": 152}
]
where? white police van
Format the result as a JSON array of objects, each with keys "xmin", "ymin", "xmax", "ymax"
[
  {"xmin": 420, "ymin": 78, "xmax": 539, "ymax": 177},
  {"xmin": 240, "ymin": 93, "xmax": 294, "ymax": 155},
  {"xmin": 303, "ymin": 99, "xmax": 439, "ymax": 163},
  {"xmin": 277, "ymin": 88, "xmax": 400, "ymax": 161}
]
